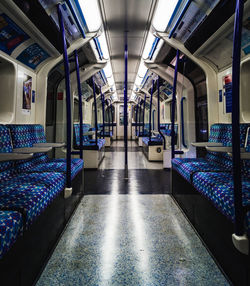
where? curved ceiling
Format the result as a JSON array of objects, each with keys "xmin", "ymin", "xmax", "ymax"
[{"xmin": 99, "ymin": 0, "xmax": 156, "ymax": 99}]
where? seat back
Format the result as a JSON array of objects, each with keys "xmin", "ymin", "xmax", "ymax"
[{"xmin": 73, "ymin": 123, "xmax": 91, "ymax": 147}]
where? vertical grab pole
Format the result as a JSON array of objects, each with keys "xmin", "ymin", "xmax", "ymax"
[
  {"xmin": 142, "ymin": 94, "xmax": 146, "ymax": 136},
  {"xmin": 74, "ymin": 50, "xmax": 83, "ymax": 160},
  {"xmin": 101, "ymin": 90, "xmax": 105, "ymax": 139},
  {"xmin": 92, "ymin": 77, "xmax": 98, "ymax": 145},
  {"xmin": 171, "ymin": 49, "xmax": 180, "ymax": 159},
  {"xmin": 110, "ymin": 102, "xmax": 114, "ymax": 134},
  {"xmin": 124, "ymin": 41, "xmax": 128, "ymax": 175},
  {"xmin": 149, "ymin": 80, "xmax": 154, "ymax": 141},
  {"xmin": 107, "ymin": 102, "xmax": 111, "ymax": 135},
  {"xmin": 232, "ymin": 0, "xmax": 244, "ymax": 236},
  {"xmin": 57, "ymin": 4, "xmax": 72, "ymax": 188},
  {"xmin": 157, "ymin": 77, "xmax": 166, "ymax": 150},
  {"xmin": 138, "ymin": 102, "xmax": 142, "ymax": 135},
  {"xmin": 135, "ymin": 104, "xmax": 138, "ymax": 137}
]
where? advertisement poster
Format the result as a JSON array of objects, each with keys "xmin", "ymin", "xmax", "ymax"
[
  {"xmin": 223, "ymin": 74, "xmax": 232, "ymax": 113},
  {"xmin": 23, "ymin": 75, "xmax": 32, "ymax": 110},
  {"xmin": 0, "ymin": 13, "xmax": 29, "ymax": 55},
  {"xmin": 16, "ymin": 43, "xmax": 50, "ymax": 70}
]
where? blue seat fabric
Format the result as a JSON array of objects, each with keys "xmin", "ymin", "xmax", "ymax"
[
  {"xmin": 0, "ymin": 172, "xmax": 65, "ymax": 229},
  {"xmin": 0, "ymin": 211, "xmax": 23, "ymax": 259},
  {"xmin": 172, "ymin": 123, "xmax": 250, "ymax": 235},
  {"xmin": 142, "ymin": 136, "xmax": 163, "ymax": 146},
  {"xmin": 192, "ymin": 172, "xmax": 250, "ymax": 235},
  {"xmin": 74, "ymin": 123, "xmax": 105, "ymax": 150},
  {"xmin": 172, "ymin": 124, "xmax": 250, "ymax": 183},
  {"xmin": 8, "ymin": 124, "xmax": 83, "ymax": 180}
]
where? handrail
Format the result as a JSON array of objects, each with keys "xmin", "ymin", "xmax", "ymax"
[
  {"xmin": 135, "ymin": 104, "xmax": 139, "ymax": 136},
  {"xmin": 171, "ymin": 49, "xmax": 180, "ymax": 159},
  {"xmin": 157, "ymin": 77, "xmax": 166, "ymax": 150},
  {"xmin": 231, "ymin": 0, "xmax": 244, "ymax": 237},
  {"xmin": 181, "ymin": 97, "xmax": 187, "ymax": 148},
  {"xmin": 57, "ymin": 4, "xmax": 72, "ymax": 188},
  {"xmin": 169, "ymin": 0, "xmax": 192, "ymax": 39},
  {"xmin": 149, "ymin": 80, "xmax": 154, "ymax": 141},
  {"xmin": 66, "ymin": 0, "xmax": 86, "ymax": 39},
  {"xmin": 142, "ymin": 94, "xmax": 146, "ymax": 136},
  {"xmin": 110, "ymin": 103, "xmax": 114, "ymax": 134},
  {"xmin": 92, "ymin": 77, "xmax": 98, "ymax": 145},
  {"xmin": 152, "ymin": 109, "xmax": 155, "ymax": 131},
  {"xmin": 74, "ymin": 50, "xmax": 83, "ymax": 159},
  {"xmin": 124, "ymin": 41, "xmax": 128, "ymax": 170},
  {"xmin": 101, "ymin": 89, "xmax": 105, "ymax": 138}
]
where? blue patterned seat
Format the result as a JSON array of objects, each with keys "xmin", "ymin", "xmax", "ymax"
[
  {"xmin": 73, "ymin": 123, "xmax": 105, "ymax": 150},
  {"xmin": 172, "ymin": 124, "xmax": 250, "ymax": 182},
  {"xmin": 0, "ymin": 211, "xmax": 23, "ymax": 259},
  {"xmin": 0, "ymin": 172, "xmax": 65, "ymax": 229},
  {"xmin": 142, "ymin": 136, "xmax": 163, "ymax": 146},
  {"xmin": 8, "ymin": 124, "xmax": 83, "ymax": 180},
  {"xmin": 192, "ymin": 172, "xmax": 250, "ymax": 235}
]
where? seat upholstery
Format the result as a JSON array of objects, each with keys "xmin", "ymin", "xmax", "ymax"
[
  {"xmin": 142, "ymin": 136, "xmax": 163, "ymax": 146},
  {"xmin": 8, "ymin": 124, "xmax": 83, "ymax": 180},
  {"xmin": 0, "ymin": 172, "xmax": 65, "ymax": 229},
  {"xmin": 0, "ymin": 211, "xmax": 23, "ymax": 259},
  {"xmin": 192, "ymin": 172, "xmax": 250, "ymax": 234},
  {"xmin": 172, "ymin": 124, "xmax": 250, "ymax": 182}
]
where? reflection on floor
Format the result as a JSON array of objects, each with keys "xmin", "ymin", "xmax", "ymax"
[
  {"xmin": 36, "ymin": 195, "xmax": 229, "ymax": 286},
  {"xmin": 99, "ymin": 151, "xmax": 163, "ymax": 170},
  {"xmin": 36, "ymin": 141, "xmax": 229, "ymax": 286}
]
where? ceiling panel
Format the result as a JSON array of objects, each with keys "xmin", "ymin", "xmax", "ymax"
[{"xmin": 100, "ymin": 0, "xmax": 155, "ymax": 97}]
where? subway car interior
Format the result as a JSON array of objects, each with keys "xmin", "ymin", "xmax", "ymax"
[{"xmin": 0, "ymin": 0, "xmax": 249, "ymax": 285}]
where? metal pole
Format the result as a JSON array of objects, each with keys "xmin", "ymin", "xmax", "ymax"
[
  {"xmin": 157, "ymin": 77, "xmax": 166, "ymax": 150},
  {"xmin": 171, "ymin": 49, "xmax": 180, "ymax": 159},
  {"xmin": 101, "ymin": 89, "xmax": 105, "ymax": 139},
  {"xmin": 57, "ymin": 4, "xmax": 72, "ymax": 188},
  {"xmin": 110, "ymin": 103, "xmax": 114, "ymax": 134},
  {"xmin": 135, "ymin": 104, "xmax": 138, "ymax": 136},
  {"xmin": 149, "ymin": 80, "xmax": 154, "ymax": 141},
  {"xmin": 124, "ymin": 42, "xmax": 128, "ymax": 175},
  {"xmin": 74, "ymin": 50, "xmax": 83, "ymax": 159},
  {"xmin": 142, "ymin": 94, "xmax": 146, "ymax": 136},
  {"xmin": 92, "ymin": 77, "xmax": 98, "ymax": 145},
  {"xmin": 232, "ymin": 0, "xmax": 244, "ymax": 236}
]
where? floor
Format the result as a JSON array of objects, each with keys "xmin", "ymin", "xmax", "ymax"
[{"xmin": 36, "ymin": 141, "xmax": 229, "ymax": 286}]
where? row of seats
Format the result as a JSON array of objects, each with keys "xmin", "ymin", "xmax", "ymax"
[
  {"xmin": 73, "ymin": 123, "xmax": 105, "ymax": 150},
  {"xmin": 160, "ymin": 123, "xmax": 178, "ymax": 136},
  {"xmin": 136, "ymin": 123, "xmax": 150, "ymax": 137},
  {"xmin": 97, "ymin": 123, "xmax": 113, "ymax": 137},
  {"xmin": 0, "ymin": 124, "xmax": 83, "ymax": 259},
  {"xmin": 172, "ymin": 123, "xmax": 250, "ymax": 235}
]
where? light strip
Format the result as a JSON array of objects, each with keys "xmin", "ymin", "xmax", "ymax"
[{"xmin": 78, "ymin": 0, "xmax": 102, "ymax": 32}]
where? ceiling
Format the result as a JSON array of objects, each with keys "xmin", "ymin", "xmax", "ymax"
[{"xmin": 99, "ymin": 0, "xmax": 157, "ymax": 99}]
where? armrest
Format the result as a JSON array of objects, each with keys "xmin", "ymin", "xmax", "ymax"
[
  {"xmin": 0, "ymin": 153, "xmax": 34, "ymax": 162},
  {"xmin": 206, "ymin": 146, "xmax": 245, "ymax": 153},
  {"xmin": 227, "ymin": 152, "xmax": 250, "ymax": 159},
  {"xmin": 33, "ymin": 143, "xmax": 65, "ymax": 148},
  {"xmin": 13, "ymin": 147, "xmax": 52, "ymax": 154},
  {"xmin": 191, "ymin": 142, "xmax": 223, "ymax": 147}
]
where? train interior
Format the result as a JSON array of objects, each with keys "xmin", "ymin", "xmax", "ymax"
[{"xmin": 0, "ymin": 0, "xmax": 249, "ymax": 285}]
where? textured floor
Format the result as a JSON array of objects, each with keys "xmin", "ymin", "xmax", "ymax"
[
  {"xmin": 36, "ymin": 195, "xmax": 229, "ymax": 286},
  {"xmin": 36, "ymin": 141, "xmax": 229, "ymax": 285}
]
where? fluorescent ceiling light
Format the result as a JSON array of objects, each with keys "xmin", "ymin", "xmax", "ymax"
[
  {"xmin": 79, "ymin": 0, "xmax": 102, "ymax": 32},
  {"xmin": 142, "ymin": 33, "xmax": 155, "ymax": 59},
  {"xmin": 98, "ymin": 32, "xmax": 109, "ymax": 59},
  {"xmin": 152, "ymin": 0, "xmax": 179, "ymax": 32},
  {"xmin": 137, "ymin": 61, "xmax": 147, "ymax": 78},
  {"xmin": 103, "ymin": 61, "xmax": 112, "ymax": 78}
]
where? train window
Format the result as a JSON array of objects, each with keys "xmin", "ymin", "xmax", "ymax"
[
  {"xmin": 241, "ymin": 59, "xmax": 250, "ymax": 121},
  {"xmin": 0, "ymin": 57, "xmax": 16, "ymax": 123}
]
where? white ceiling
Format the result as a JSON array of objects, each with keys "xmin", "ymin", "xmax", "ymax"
[{"xmin": 99, "ymin": 0, "xmax": 157, "ymax": 98}]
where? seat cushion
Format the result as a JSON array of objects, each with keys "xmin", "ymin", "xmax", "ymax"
[
  {"xmin": 0, "ymin": 211, "xmax": 23, "ymax": 259},
  {"xmin": 172, "ymin": 158, "xmax": 225, "ymax": 183},
  {"xmin": 0, "ymin": 172, "xmax": 65, "ymax": 228},
  {"xmin": 192, "ymin": 172, "xmax": 250, "ymax": 234},
  {"xmin": 29, "ymin": 158, "xmax": 83, "ymax": 180}
]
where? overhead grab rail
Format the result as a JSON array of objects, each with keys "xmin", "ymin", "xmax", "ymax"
[
  {"xmin": 231, "ymin": 0, "xmax": 249, "ymax": 255},
  {"xmin": 57, "ymin": 3, "xmax": 72, "ymax": 189},
  {"xmin": 157, "ymin": 77, "xmax": 166, "ymax": 150},
  {"xmin": 181, "ymin": 97, "xmax": 187, "ymax": 148},
  {"xmin": 171, "ymin": 49, "xmax": 180, "ymax": 159}
]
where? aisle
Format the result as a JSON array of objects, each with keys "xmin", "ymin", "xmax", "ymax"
[{"xmin": 36, "ymin": 141, "xmax": 229, "ymax": 286}]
